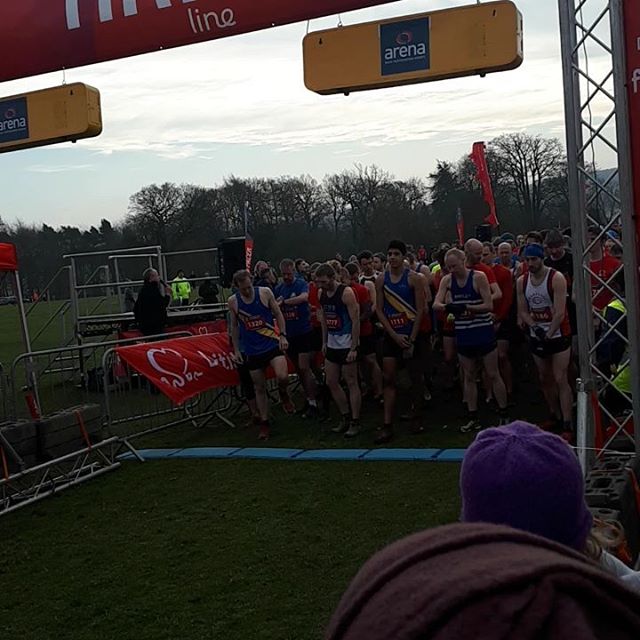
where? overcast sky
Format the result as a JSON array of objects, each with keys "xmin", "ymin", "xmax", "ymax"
[{"xmin": 0, "ymin": 0, "xmax": 605, "ymax": 228}]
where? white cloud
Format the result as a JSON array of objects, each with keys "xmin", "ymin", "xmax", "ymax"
[
  {"xmin": 0, "ymin": 0, "xmax": 621, "ymax": 226},
  {"xmin": 26, "ymin": 163, "xmax": 96, "ymax": 173},
  {"xmin": 0, "ymin": 0, "xmax": 587, "ymax": 159}
]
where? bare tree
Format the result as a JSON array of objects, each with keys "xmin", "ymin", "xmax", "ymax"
[
  {"xmin": 127, "ymin": 182, "xmax": 186, "ymax": 248},
  {"xmin": 489, "ymin": 134, "xmax": 565, "ymax": 229}
]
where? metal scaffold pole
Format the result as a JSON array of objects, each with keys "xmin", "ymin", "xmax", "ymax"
[
  {"xmin": 558, "ymin": 0, "xmax": 595, "ymax": 470},
  {"xmin": 558, "ymin": 0, "xmax": 640, "ymax": 461}
]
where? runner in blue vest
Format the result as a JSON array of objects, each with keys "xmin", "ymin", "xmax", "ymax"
[
  {"xmin": 315, "ymin": 263, "xmax": 361, "ymax": 437},
  {"xmin": 434, "ymin": 248, "xmax": 509, "ymax": 432},
  {"xmin": 228, "ymin": 269, "xmax": 292, "ymax": 441},
  {"xmin": 276, "ymin": 258, "xmax": 318, "ymax": 418}
]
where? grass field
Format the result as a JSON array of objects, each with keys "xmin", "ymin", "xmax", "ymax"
[
  {"xmin": 0, "ymin": 300, "xmax": 545, "ymax": 640},
  {"xmin": 0, "ymin": 296, "xmax": 125, "ymax": 367},
  {"xmin": 0, "ymin": 459, "xmax": 461, "ymax": 640}
]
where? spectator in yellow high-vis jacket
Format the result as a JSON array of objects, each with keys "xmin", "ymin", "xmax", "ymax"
[{"xmin": 171, "ymin": 270, "xmax": 191, "ymax": 307}]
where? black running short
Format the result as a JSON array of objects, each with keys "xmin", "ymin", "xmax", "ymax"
[
  {"xmin": 246, "ymin": 348, "xmax": 284, "ymax": 371},
  {"xmin": 237, "ymin": 360, "xmax": 256, "ymax": 401},
  {"xmin": 382, "ymin": 333, "xmax": 429, "ymax": 361},
  {"xmin": 360, "ymin": 335, "xmax": 377, "ymax": 357},
  {"xmin": 529, "ymin": 336, "xmax": 572, "ymax": 359},
  {"xmin": 326, "ymin": 347, "xmax": 357, "ymax": 366},
  {"xmin": 496, "ymin": 319, "xmax": 515, "ymax": 342},
  {"xmin": 287, "ymin": 331, "xmax": 313, "ymax": 360},
  {"xmin": 457, "ymin": 342, "xmax": 497, "ymax": 360},
  {"xmin": 310, "ymin": 326, "xmax": 323, "ymax": 352}
]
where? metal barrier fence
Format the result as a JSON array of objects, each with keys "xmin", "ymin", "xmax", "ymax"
[
  {"xmin": 101, "ymin": 346, "xmax": 237, "ymax": 444},
  {"xmin": 0, "ymin": 438, "xmax": 121, "ymax": 516},
  {"xmin": 9, "ymin": 332, "xmax": 192, "ymax": 421},
  {"xmin": 1, "ymin": 333, "xmax": 250, "ymax": 516}
]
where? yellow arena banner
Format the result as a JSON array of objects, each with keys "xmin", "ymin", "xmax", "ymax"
[
  {"xmin": 303, "ymin": 0, "xmax": 523, "ymax": 95},
  {"xmin": 0, "ymin": 83, "xmax": 102, "ymax": 153}
]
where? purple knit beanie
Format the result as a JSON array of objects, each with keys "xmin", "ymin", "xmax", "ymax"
[{"xmin": 460, "ymin": 421, "xmax": 593, "ymax": 550}]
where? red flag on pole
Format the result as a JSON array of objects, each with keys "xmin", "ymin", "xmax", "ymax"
[
  {"xmin": 470, "ymin": 142, "xmax": 499, "ymax": 227},
  {"xmin": 456, "ymin": 206, "xmax": 465, "ymax": 246},
  {"xmin": 243, "ymin": 201, "xmax": 254, "ymax": 271},
  {"xmin": 0, "ymin": 243, "xmax": 18, "ymax": 272},
  {"xmin": 245, "ymin": 238, "xmax": 254, "ymax": 272}
]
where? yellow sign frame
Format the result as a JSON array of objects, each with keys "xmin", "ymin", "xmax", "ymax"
[
  {"xmin": 0, "ymin": 83, "xmax": 102, "ymax": 153},
  {"xmin": 303, "ymin": 1, "xmax": 524, "ymax": 95}
]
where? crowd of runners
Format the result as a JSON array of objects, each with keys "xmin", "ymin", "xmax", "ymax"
[{"xmin": 227, "ymin": 227, "xmax": 626, "ymax": 444}]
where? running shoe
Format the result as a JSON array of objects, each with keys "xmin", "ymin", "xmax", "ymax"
[
  {"xmin": 281, "ymin": 395, "xmax": 296, "ymax": 415},
  {"xmin": 539, "ymin": 418, "xmax": 563, "ymax": 434},
  {"xmin": 331, "ymin": 416, "xmax": 350, "ymax": 434},
  {"xmin": 344, "ymin": 422, "xmax": 361, "ymax": 438},
  {"xmin": 460, "ymin": 419, "xmax": 482, "ymax": 433},
  {"xmin": 302, "ymin": 404, "xmax": 320, "ymax": 419},
  {"xmin": 374, "ymin": 426, "xmax": 394, "ymax": 445},
  {"xmin": 258, "ymin": 423, "xmax": 270, "ymax": 441},
  {"xmin": 296, "ymin": 401, "xmax": 310, "ymax": 416}
]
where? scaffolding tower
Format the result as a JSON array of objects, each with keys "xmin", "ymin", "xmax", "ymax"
[{"xmin": 559, "ymin": 0, "xmax": 640, "ymax": 461}]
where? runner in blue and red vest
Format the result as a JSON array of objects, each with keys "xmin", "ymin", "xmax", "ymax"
[
  {"xmin": 229, "ymin": 269, "xmax": 293, "ymax": 441},
  {"xmin": 275, "ymin": 258, "xmax": 318, "ymax": 419},
  {"xmin": 375, "ymin": 240, "xmax": 427, "ymax": 445}
]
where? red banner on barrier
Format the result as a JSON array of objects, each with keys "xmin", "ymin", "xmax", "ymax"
[
  {"xmin": 119, "ymin": 319, "xmax": 228, "ymax": 340},
  {"xmin": 623, "ymin": 0, "xmax": 640, "ymax": 250},
  {"xmin": 0, "ymin": 243, "xmax": 18, "ymax": 272},
  {"xmin": 117, "ymin": 333, "xmax": 240, "ymax": 404},
  {"xmin": 0, "ymin": 1, "xmax": 398, "ymax": 83}
]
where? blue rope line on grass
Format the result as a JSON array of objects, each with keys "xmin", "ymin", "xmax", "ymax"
[{"xmin": 118, "ymin": 447, "xmax": 467, "ymax": 463}]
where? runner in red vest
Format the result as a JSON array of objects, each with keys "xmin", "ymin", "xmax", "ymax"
[
  {"xmin": 344, "ymin": 262, "xmax": 383, "ymax": 404},
  {"xmin": 465, "ymin": 238, "xmax": 502, "ymax": 302},
  {"xmin": 483, "ymin": 242, "xmax": 514, "ymax": 399}
]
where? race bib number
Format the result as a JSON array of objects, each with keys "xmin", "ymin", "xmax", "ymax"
[
  {"xmin": 388, "ymin": 313, "xmax": 409, "ymax": 330},
  {"xmin": 283, "ymin": 307, "xmax": 299, "ymax": 322},
  {"xmin": 245, "ymin": 315, "xmax": 266, "ymax": 331},
  {"xmin": 531, "ymin": 308, "xmax": 553, "ymax": 323},
  {"xmin": 325, "ymin": 313, "xmax": 342, "ymax": 331}
]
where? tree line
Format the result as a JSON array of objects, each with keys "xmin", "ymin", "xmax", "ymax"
[{"xmin": 0, "ymin": 133, "xmax": 618, "ymax": 295}]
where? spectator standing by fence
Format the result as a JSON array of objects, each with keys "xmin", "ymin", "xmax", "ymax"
[{"xmin": 134, "ymin": 268, "xmax": 171, "ymax": 337}]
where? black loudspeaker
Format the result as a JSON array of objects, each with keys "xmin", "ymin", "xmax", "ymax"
[
  {"xmin": 218, "ymin": 237, "xmax": 246, "ymax": 288},
  {"xmin": 475, "ymin": 224, "xmax": 493, "ymax": 242}
]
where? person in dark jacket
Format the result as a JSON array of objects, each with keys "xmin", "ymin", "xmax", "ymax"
[
  {"xmin": 596, "ymin": 270, "xmax": 627, "ymax": 374},
  {"xmin": 326, "ymin": 522, "xmax": 640, "ymax": 640},
  {"xmin": 198, "ymin": 272, "xmax": 220, "ymax": 305},
  {"xmin": 134, "ymin": 268, "xmax": 171, "ymax": 337}
]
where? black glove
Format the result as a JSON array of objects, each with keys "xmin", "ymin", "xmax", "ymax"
[
  {"xmin": 445, "ymin": 303, "xmax": 466, "ymax": 317},
  {"xmin": 533, "ymin": 326, "xmax": 547, "ymax": 341}
]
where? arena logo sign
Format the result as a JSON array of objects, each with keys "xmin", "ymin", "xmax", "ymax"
[
  {"xmin": 65, "ymin": 0, "xmax": 237, "ymax": 35},
  {"xmin": 379, "ymin": 17, "xmax": 431, "ymax": 76},
  {"xmin": 0, "ymin": 97, "xmax": 29, "ymax": 144}
]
